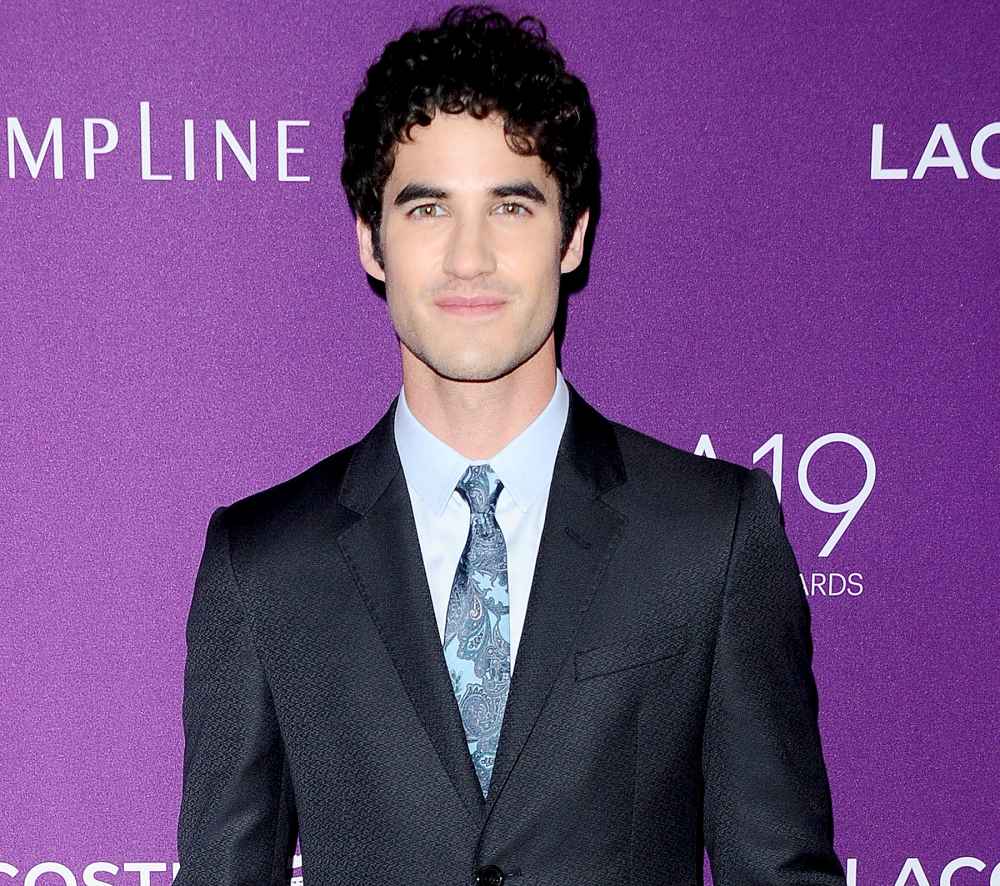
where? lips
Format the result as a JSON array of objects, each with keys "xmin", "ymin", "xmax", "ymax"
[
  {"xmin": 433, "ymin": 294, "xmax": 508, "ymax": 317},
  {"xmin": 434, "ymin": 294, "xmax": 507, "ymax": 307}
]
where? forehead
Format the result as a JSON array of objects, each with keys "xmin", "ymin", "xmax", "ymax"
[{"xmin": 387, "ymin": 111, "xmax": 555, "ymax": 194}]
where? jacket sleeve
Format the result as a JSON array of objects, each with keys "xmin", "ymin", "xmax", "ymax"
[
  {"xmin": 702, "ymin": 468, "xmax": 846, "ymax": 886},
  {"xmin": 176, "ymin": 506, "xmax": 298, "ymax": 886}
]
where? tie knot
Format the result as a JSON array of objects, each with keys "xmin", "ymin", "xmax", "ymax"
[{"xmin": 456, "ymin": 463, "xmax": 503, "ymax": 515}]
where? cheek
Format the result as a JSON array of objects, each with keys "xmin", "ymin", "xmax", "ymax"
[
  {"xmin": 382, "ymin": 240, "xmax": 430, "ymax": 298},
  {"xmin": 506, "ymin": 236, "xmax": 562, "ymax": 292}
]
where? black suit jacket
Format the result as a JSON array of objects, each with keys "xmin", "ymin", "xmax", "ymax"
[{"xmin": 176, "ymin": 380, "xmax": 846, "ymax": 886}]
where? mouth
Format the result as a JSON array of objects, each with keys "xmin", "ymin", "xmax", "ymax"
[{"xmin": 434, "ymin": 295, "xmax": 507, "ymax": 317}]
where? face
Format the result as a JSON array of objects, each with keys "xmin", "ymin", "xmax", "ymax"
[{"xmin": 356, "ymin": 111, "xmax": 589, "ymax": 384}]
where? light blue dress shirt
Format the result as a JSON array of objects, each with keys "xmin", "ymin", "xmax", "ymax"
[{"xmin": 393, "ymin": 367, "xmax": 570, "ymax": 673}]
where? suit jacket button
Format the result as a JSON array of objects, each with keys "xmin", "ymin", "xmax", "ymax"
[{"xmin": 473, "ymin": 864, "xmax": 505, "ymax": 886}]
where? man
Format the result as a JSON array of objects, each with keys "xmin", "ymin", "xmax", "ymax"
[{"xmin": 176, "ymin": 6, "xmax": 846, "ymax": 886}]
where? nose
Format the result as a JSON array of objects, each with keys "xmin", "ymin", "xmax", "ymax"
[{"xmin": 441, "ymin": 215, "xmax": 497, "ymax": 279}]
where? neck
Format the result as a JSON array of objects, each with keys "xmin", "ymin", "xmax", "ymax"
[{"xmin": 400, "ymin": 337, "xmax": 558, "ymax": 460}]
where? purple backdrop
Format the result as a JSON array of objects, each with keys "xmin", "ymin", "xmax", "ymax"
[{"xmin": 3, "ymin": 1, "xmax": 998, "ymax": 883}]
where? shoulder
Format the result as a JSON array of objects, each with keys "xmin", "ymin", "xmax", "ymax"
[
  {"xmin": 609, "ymin": 418, "xmax": 749, "ymax": 490},
  {"xmin": 212, "ymin": 440, "xmax": 362, "ymax": 562},
  {"xmin": 605, "ymin": 419, "xmax": 771, "ymax": 526}
]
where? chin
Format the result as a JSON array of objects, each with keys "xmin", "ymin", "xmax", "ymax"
[
  {"xmin": 433, "ymin": 361, "xmax": 511, "ymax": 383},
  {"xmin": 420, "ymin": 349, "xmax": 518, "ymax": 383},
  {"xmin": 403, "ymin": 324, "xmax": 544, "ymax": 383}
]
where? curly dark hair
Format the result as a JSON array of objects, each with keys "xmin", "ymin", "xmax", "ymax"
[{"xmin": 340, "ymin": 4, "xmax": 599, "ymax": 269}]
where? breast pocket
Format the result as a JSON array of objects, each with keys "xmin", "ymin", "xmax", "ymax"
[{"xmin": 574, "ymin": 627, "xmax": 689, "ymax": 681}]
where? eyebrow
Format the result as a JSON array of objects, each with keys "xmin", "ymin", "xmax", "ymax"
[{"xmin": 392, "ymin": 179, "xmax": 548, "ymax": 207}]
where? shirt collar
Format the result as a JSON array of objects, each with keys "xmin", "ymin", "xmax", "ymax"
[{"xmin": 393, "ymin": 367, "xmax": 570, "ymax": 517}]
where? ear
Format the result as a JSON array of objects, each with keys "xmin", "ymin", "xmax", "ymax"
[
  {"xmin": 559, "ymin": 209, "xmax": 590, "ymax": 274},
  {"xmin": 356, "ymin": 216, "xmax": 386, "ymax": 281}
]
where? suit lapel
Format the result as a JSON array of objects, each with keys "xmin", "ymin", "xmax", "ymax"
[
  {"xmin": 335, "ymin": 398, "xmax": 488, "ymax": 822},
  {"xmin": 481, "ymin": 380, "xmax": 627, "ymax": 822},
  {"xmin": 334, "ymin": 379, "xmax": 628, "ymax": 826}
]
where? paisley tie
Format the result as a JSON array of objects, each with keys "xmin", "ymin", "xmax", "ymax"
[{"xmin": 443, "ymin": 463, "xmax": 512, "ymax": 797}]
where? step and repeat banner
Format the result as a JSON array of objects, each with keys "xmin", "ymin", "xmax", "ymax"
[{"xmin": 3, "ymin": 1, "xmax": 997, "ymax": 883}]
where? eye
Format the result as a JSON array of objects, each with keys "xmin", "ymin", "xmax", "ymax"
[
  {"xmin": 496, "ymin": 201, "xmax": 530, "ymax": 216},
  {"xmin": 408, "ymin": 203, "xmax": 445, "ymax": 218}
]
